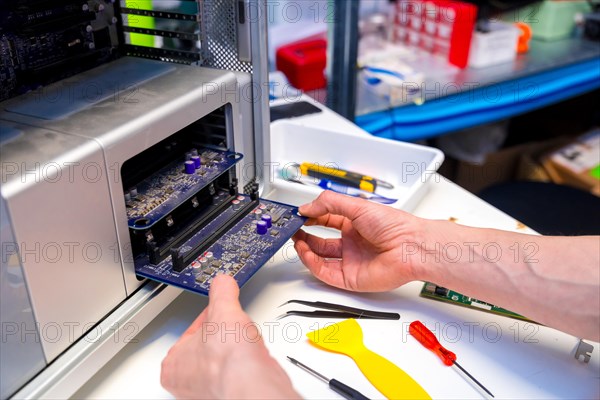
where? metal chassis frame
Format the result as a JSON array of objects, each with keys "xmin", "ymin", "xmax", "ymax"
[{"xmin": 11, "ymin": 1, "xmax": 271, "ymax": 398}]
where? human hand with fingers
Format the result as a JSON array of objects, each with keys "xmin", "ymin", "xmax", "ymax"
[
  {"xmin": 161, "ymin": 274, "xmax": 299, "ymax": 399},
  {"xmin": 292, "ymin": 190, "xmax": 431, "ymax": 292},
  {"xmin": 160, "ymin": 192, "xmax": 599, "ymax": 400},
  {"xmin": 292, "ymin": 190, "xmax": 599, "ymax": 341}
]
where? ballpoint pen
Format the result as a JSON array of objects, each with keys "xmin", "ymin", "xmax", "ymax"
[{"xmin": 280, "ymin": 170, "xmax": 398, "ymax": 205}]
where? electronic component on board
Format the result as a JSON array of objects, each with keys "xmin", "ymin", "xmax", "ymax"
[
  {"xmin": 261, "ymin": 214, "xmax": 272, "ymax": 228},
  {"xmin": 420, "ymin": 283, "xmax": 531, "ymax": 322},
  {"xmin": 256, "ymin": 220, "xmax": 268, "ymax": 235},
  {"xmin": 185, "ymin": 161, "xmax": 196, "ymax": 174},
  {"xmin": 191, "ymin": 155, "xmax": 202, "ymax": 168}
]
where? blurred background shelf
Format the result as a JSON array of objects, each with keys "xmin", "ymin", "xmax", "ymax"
[{"xmin": 355, "ymin": 37, "xmax": 600, "ymax": 141}]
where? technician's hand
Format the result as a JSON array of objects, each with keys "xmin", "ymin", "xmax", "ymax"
[
  {"xmin": 161, "ymin": 275, "xmax": 299, "ymax": 399},
  {"xmin": 293, "ymin": 190, "xmax": 429, "ymax": 292}
]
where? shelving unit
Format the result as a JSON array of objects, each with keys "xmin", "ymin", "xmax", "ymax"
[{"xmin": 355, "ymin": 37, "xmax": 600, "ymax": 140}]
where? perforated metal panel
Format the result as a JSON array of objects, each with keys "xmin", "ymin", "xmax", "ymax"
[
  {"xmin": 117, "ymin": 0, "xmax": 260, "ymax": 189},
  {"xmin": 201, "ymin": 0, "xmax": 253, "ymax": 73},
  {"xmin": 117, "ymin": 0, "xmax": 252, "ymax": 72}
]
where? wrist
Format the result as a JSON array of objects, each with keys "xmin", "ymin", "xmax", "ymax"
[{"xmin": 220, "ymin": 350, "xmax": 299, "ymax": 399}]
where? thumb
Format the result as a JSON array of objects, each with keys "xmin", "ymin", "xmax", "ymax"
[
  {"xmin": 299, "ymin": 190, "xmax": 368, "ymax": 220},
  {"xmin": 208, "ymin": 274, "xmax": 243, "ymax": 315}
]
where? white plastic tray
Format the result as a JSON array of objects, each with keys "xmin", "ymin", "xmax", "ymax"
[{"xmin": 266, "ymin": 120, "xmax": 444, "ymax": 211}]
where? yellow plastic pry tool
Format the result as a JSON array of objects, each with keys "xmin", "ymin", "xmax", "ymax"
[{"xmin": 307, "ymin": 319, "xmax": 430, "ymax": 400}]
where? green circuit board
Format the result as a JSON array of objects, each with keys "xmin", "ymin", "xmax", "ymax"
[{"xmin": 420, "ymin": 282, "xmax": 532, "ymax": 322}]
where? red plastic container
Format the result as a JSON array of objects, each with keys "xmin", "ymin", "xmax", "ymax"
[
  {"xmin": 276, "ymin": 39, "xmax": 327, "ymax": 91},
  {"xmin": 393, "ymin": 0, "xmax": 477, "ymax": 69}
]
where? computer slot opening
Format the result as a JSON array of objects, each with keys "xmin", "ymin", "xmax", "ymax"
[{"xmin": 120, "ymin": 104, "xmax": 240, "ymax": 273}]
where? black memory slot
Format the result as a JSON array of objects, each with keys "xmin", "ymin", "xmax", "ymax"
[
  {"xmin": 122, "ymin": 26, "xmax": 198, "ymax": 41},
  {"xmin": 19, "ymin": 12, "xmax": 96, "ymax": 34},
  {"xmin": 120, "ymin": 8, "xmax": 199, "ymax": 21},
  {"xmin": 124, "ymin": 45, "xmax": 201, "ymax": 64},
  {"xmin": 170, "ymin": 198, "xmax": 259, "ymax": 272},
  {"xmin": 1, "ymin": 1, "xmax": 88, "ymax": 28},
  {"xmin": 146, "ymin": 190, "xmax": 236, "ymax": 265},
  {"xmin": 5, "ymin": 0, "xmax": 79, "ymax": 9}
]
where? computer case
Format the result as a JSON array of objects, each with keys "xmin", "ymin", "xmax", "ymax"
[{"xmin": 0, "ymin": 1, "xmax": 274, "ymax": 398}]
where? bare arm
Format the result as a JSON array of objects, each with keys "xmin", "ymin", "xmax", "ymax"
[
  {"xmin": 416, "ymin": 220, "xmax": 600, "ymax": 341},
  {"xmin": 295, "ymin": 191, "xmax": 600, "ymax": 341}
]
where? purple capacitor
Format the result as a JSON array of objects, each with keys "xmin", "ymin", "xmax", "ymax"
[
  {"xmin": 261, "ymin": 214, "xmax": 272, "ymax": 228},
  {"xmin": 191, "ymin": 155, "xmax": 201, "ymax": 169},
  {"xmin": 256, "ymin": 220, "xmax": 268, "ymax": 235},
  {"xmin": 184, "ymin": 160, "xmax": 195, "ymax": 174}
]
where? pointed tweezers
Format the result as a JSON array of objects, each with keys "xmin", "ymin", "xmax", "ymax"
[{"xmin": 276, "ymin": 300, "xmax": 400, "ymax": 320}]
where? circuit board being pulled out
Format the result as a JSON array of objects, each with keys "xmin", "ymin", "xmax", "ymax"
[
  {"xmin": 125, "ymin": 147, "xmax": 242, "ymax": 229},
  {"xmin": 420, "ymin": 282, "xmax": 532, "ymax": 322},
  {"xmin": 135, "ymin": 195, "xmax": 306, "ymax": 295}
]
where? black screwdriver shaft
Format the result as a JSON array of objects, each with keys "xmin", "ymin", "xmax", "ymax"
[
  {"xmin": 453, "ymin": 361, "xmax": 495, "ymax": 398},
  {"xmin": 287, "ymin": 356, "xmax": 371, "ymax": 400}
]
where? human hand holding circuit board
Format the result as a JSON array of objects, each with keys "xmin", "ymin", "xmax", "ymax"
[
  {"xmin": 160, "ymin": 275, "xmax": 301, "ymax": 399},
  {"xmin": 161, "ymin": 191, "xmax": 599, "ymax": 399}
]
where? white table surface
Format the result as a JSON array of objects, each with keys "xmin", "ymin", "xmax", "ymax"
[
  {"xmin": 73, "ymin": 103, "xmax": 600, "ymax": 399},
  {"xmin": 73, "ymin": 173, "xmax": 600, "ymax": 399}
]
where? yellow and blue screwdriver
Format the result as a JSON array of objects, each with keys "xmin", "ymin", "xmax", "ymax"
[
  {"xmin": 409, "ymin": 321, "xmax": 495, "ymax": 398},
  {"xmin": 298, "ymin": 162, "xmax": 394, "ymax": 193}
]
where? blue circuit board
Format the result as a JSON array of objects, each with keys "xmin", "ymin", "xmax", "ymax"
[
  {"xmin": 135, "ymin": 195, "xmax": 306, "ymax": 295},
  {"xmin": 125, "ymin": 147, "xmax": 243, "ymax": 229}
]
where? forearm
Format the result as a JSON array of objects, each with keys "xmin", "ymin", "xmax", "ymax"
[{"xmin": 414, "ymin": 220, "xmax": 600, "ymax": 341}]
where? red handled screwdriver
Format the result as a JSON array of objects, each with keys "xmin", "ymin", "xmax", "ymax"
[{"xmin": 409, "ymin": 321, "xmax": 495, "ymax": 398}]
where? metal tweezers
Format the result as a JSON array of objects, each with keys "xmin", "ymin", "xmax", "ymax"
[{"xmin": 276, "ymin": 300, "xmax": 400, "ymax": 320}]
